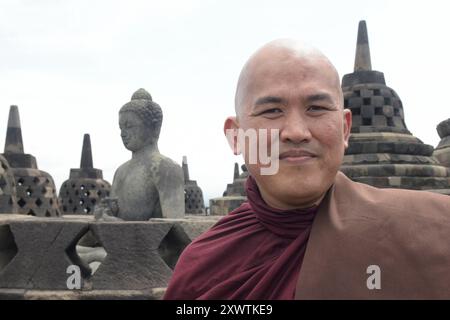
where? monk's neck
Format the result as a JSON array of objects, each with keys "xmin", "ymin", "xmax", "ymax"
[
  {"xmin": 132, "ymin": 143, "xmax": 159, "ymax": 159},
  {"xmin": 259, "ymin": 187, "xmax": 326, "ymax": 211}
]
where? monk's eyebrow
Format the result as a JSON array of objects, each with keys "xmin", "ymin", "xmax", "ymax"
[
  {"xmin": 305, "ymin": 93, "xmax": 334, "ymax": 104},
  {"xmin": 254, "ymin": 96, "xmax": 285, "ymax": 106}
]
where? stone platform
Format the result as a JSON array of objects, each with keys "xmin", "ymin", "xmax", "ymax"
[{"xmin": 0, "ymin": 214, "xmax": 220, "ymax": 299}]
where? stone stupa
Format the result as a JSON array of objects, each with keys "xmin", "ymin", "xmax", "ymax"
[
  {"xmin": 209, "ymin": 163, "xmax": 248, "ymax": 215},
  {"xmin": 58, "ymin": 134, "xmax": 111, "ymax": 215},
  {"xmin": 1, "ymin": 105, "xmax": 61, "ymax": 216},
  {"xmin": 0, "ymin": 154, "xmax": 18, "ymax": 214},
  {"xmin": 182, "ymin": 156, "xmax": 205, "ymax": 214},
  {"xmin": 340, "ymin": 21, "xmax": 450, "ymax": 195}
]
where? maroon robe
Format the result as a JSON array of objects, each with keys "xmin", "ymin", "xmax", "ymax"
[
  {"xmin": 165, "ymin": 171, "xmax": 450, "ymax": 300},
  {"xmin": 164, "ymin": 175, "xmax": 317, "ymax": 299},
  {"xmin": 295, "ymin": 172, "xmax": 450, "ymax": 299}
]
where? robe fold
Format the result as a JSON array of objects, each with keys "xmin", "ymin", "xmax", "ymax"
[
  {"xmin": 295, "ymin": 172, "xmax": 450, "ymax": 299},
  {"xmin": 164, "ymin": 171, "xmax": 450, "ymax": 300},
  {"xmin": 164, "ymin": 174, "xmax": 317, "ymax": 299}
]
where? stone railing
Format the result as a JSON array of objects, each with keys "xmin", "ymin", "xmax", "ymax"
[{"xmin": 0, "ymin": 214, "xmax": 219, "ymax": 299}]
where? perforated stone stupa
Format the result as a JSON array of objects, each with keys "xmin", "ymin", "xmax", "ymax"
[
  {"xmin": 1, "ymin": 105, "xmax": 61, "ymax": 216},
  {"xmin": 182, "ymin": 156, "xmax": 205, "ymax": 214},
  {"xmin": 59, "ymin": 134, "xmax": 111, "ymax": 215},
  {"xmin": 340, "ymin": 21, "xmax": 450, "ymax": 195},
  {"xmin": 209, "ymin": 163, "xmax": 248, "ymax": 215},
  {"xmin": 0, "ymin": 155, "xmax": 17, "ymax": 214}
]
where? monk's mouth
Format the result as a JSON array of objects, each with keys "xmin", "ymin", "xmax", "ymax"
[
  {"xmin": 280, "ymin": 155, "xmax": 316, "ymax": 164},
  {"xmin": 279, "ymin": 150, "xmax": 317, "ymax": 164}
]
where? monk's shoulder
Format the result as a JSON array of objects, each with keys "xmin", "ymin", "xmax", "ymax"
[{"xmin": 335, "ymin": 172, "xmax": 450, "ymax": 224}]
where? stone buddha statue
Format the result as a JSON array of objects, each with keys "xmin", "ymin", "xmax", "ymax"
[{"xmin": 107, "ymin": 88, "xmax": 185, "ymax": 220}]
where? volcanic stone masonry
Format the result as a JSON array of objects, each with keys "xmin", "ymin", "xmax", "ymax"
[
  {"xmin": 433, "ymin": 119, "xmax": 450, "ymax": 168},
  {"xmin": 340, "ymin": 21, "xmax": 450, "ymax": 195},
  {"xmin": 182, "ymin": 156, "xmax": 205, "ymax": 214},
  {"xmin": 1, "ymin": 106, "xmax": 61, "ymax": 216},
  {"xmin": 58, "ymin": 134, "xmax": 111, "ymax": 215},
  {"xmin": 209, "ymin": 163, "xmax": 248, "ymax": 215},
  {"xmin": 0, "ymin": 155, "xmax": 17, "ymax": 214}
]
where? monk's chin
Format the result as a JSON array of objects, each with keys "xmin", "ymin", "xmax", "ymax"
[{"xmin": 276, "ymin": 186, "xmax": 327, "ymax": 207}]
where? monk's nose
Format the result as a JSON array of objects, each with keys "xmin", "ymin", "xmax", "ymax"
[{"xmin": 280, "ymin": 111, "xmax": 312, "ymax": 144}]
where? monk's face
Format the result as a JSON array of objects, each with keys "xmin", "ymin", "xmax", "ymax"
[
  {"xmin": 119, "ymin": 111, "xmax": 152, "ymax": 152},
  {"xmin": 225, "ymin": 48, "xmax": 352, "ymax": 209}
]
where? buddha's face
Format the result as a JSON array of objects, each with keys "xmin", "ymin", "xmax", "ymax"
[{"xmin": 119, "ymin": 111, "xmax": 152, "ymax": 152}]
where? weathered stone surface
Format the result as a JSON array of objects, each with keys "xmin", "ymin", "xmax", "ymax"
[
  {"xmin": 209, "ymin": 196, "xmax": 247, "ymax": 216},
  {"xmin": 341, "ymin": 21, "xmax": 450, "ymax": 195},
  {"xmin": 0, "ymin": 215, "xmax": 217, "ymax": 294},
  {"xmin": 0, "ymin": 217, "xmax": 87, "ymax": 289},
  {"xmin": 437, "ymin": 119, "xmax": 450, "ymax": 139},
  {"xmin": 0, "ymin": 155, "xmax": 17, "ymax": 214},
  {"xmin": 1, "ymin": 106, "xmax": 60, "ymax": 216},
  {"xmin": 354, "ymin": 21, "xmax": 372, "ymax": 71},
  {"xmin": 351, "ymin": 176, "xmax": 450, "ymax": 190},
  {"xmin": 0, "ymin": 224, "xmax": 18, "ymax": 272},
  {"xmin": 89, "ymin": 221, "xmax": 185, "ymax": 290},
  {"xmin": 59, "ymin": 134, "xmax": 111, "ymax": 215},
  {"xmin": 182, "ymin": 156, "xmax": 205, "ymax": 214},
  {"xmin": 0, "ymin": 288, "xmax": 165, "ymax": 300},
  {"xmin": 110, "ymin": 89, "xmax": 185, "ymax": 220},
  {"xmin": 12, "ymin": 168, "xmax": 61, "ymax": 217},
  {"xmin": 157, "ymin": 216, "xmax": 220, "ymax": 241},
  {"xmin": 434, "ymin": 148, "xmax": 450, "ymax": 168},
  {"xmin": 343, "ymin": 153, "xmax": 439, "ymax": 166},
  {"xmin": 346, "ymin": 141, "xmax": 434, "ymax": 156},
  {"xmin": 341, "ymin": 164, "xmax": 450, "ymax": 178},
  {"xmin": 348, "ymin": 132, "xmax": 421, "ymax": 144},
  {"xmin": 224, "ymin": 163, "xmax": 248, "ymax": 197},
  {"xmin": 209, "ymin": 163, "xmax": 248, "ymax": 215},
  {"xmin": 434, "ymin": 119, "xmax": 450, "ymax": 168},
  {"xmin": 436, "ymin": 136, "xmax": 450, "ymax": 150},
  {"xmin": 0, "ymin": 289, "xmax": 26, "ymax": 300}
]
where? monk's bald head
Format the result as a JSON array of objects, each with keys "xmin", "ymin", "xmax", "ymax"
[{"xmin": 234, "ymin": 39, "xmax": 343, "ymax": 118}]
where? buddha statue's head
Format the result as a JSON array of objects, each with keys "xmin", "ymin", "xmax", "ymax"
[{"xmin": 119, "ymin": 88, "xmax": 163, "ymax": 152}]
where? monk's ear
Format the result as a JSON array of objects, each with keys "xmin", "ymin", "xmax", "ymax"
[
  {"xmin": 343, "ymin": 109, "xmax": 352, "ymax": 149},
  {"xmin": 224, "ymin": 116, "xmax": 241, "ymax": 155}
]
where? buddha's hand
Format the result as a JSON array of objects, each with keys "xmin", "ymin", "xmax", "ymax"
[{"xmin": 94, "ymin": 197, "xmax": 122, "ymax": 221}]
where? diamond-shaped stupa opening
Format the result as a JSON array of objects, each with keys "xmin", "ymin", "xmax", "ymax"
[
  {"xmin": 66, "ymin": 227, "xmax": 107, "ymax": 278},
  {"xmin": 17, "ymin": 198, "xmax": 26, "ymax": 208},
  {"xmin": 157, "ymin": 224, "xmax": 191, "ymax": 270},
  {"xmin": 0, "ymin": 225, "xmax": 18, "ymax": 272},
  {"xmin": 17, "ymin": 178, "xmax": 24, "ymax": 186}
]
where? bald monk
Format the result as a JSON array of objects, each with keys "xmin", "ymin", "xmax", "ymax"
[{"xmin": 164, "ymin": 40, "xmax": 450, "ymax": 300}]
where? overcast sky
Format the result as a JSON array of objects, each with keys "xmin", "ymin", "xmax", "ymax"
[{"xmin": 1, "ymin": 0, "xmax": 449, "ymax": 205}]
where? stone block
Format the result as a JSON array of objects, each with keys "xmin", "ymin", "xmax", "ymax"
[
  {"xmin": 351, "ymin": 115, "xmax": 362, "ymax": 127},
  {"xmin": 360, "ymin": 89, "xmax": 373, "ymax": 98},
  {"xmin": 0, "ymin": 218, "xmax": 87, "ymax": 289},
  {"xmin": 209, "ymin": 196, "xmax": 246, "ymax": 215},
  {"xmin": 382, "ymin": 105, "xmax": 394, "ymax": 117},
  {"xmin": 437, "ymin": 119, "xmax": 450, "ymax": 138},
  {"xmin": 348, "ymin": 97, "xmax": 363, "ymax": 108},
  {"xmin": 89, "ymin": 221, "xmax": 183, "ymax": 290},
  {"xmin": 372, "ymin": 115, "xmax": 387, "ymax": 126},
  {"xmin": 361, "ymin": 105, "xmax": 374, "ymax": 119},
  {"xmin": 371, "ymin": 96, "xmax": 384, "ymax": 107}
]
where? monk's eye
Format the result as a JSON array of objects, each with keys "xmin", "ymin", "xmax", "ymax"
[
  {"xmin": 308, "ymin": 105, "xmax": 329, "ymax": 113},
  {"xmin": 259, "ymin": 108, "xmax": 283, "ymax": 116}
]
